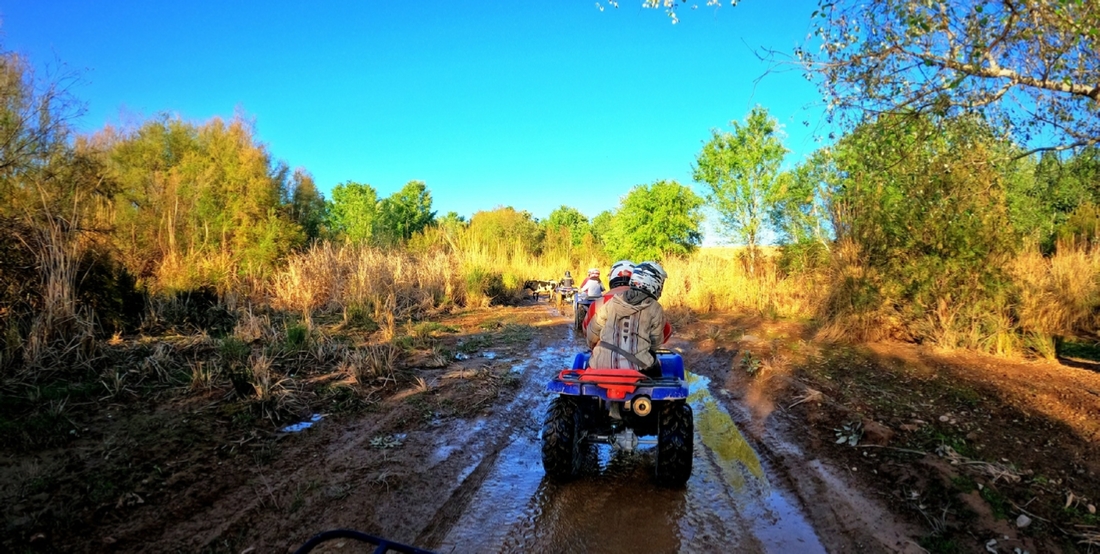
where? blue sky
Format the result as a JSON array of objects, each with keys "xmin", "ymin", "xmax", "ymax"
[{"xmin": 2, "ymin": 0, "xmax": 829, "ymax": 241}]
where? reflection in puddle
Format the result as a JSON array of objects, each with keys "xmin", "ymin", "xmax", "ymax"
[
  {"xmin": 688, "ymin": 373, "xmax": 766, "ymax": 491},
  {"xmin": 280, "ymin": 413, "xmax": 323, "ymax": 433},
  {"xmin": 686, "ymin": 372, "xmax": 825, "ymax": 554},
  {"xmin": 437, "ymin": 335, "xmax": 825, "ymax": 554}
]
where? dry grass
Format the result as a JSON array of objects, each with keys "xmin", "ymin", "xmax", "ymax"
[
  {"xmin": 1012, "ymin": 242, "xmax": 1100, "ymax": 340},
  {"xmin": 661, "ymin": 248, "xmax": 823, "ymax": 318}
]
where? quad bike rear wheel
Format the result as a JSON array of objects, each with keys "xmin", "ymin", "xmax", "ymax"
[
  {"xmin": 542, "ymin": 396, "xmax": 584, "ymax": 480},
  {"xmin": 655, "ymin": 400, "xmax": 693, "ymax": 486}
]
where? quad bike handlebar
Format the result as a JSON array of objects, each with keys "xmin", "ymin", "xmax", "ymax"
[{"xmin": 294, "ymin": 529, "xmax": 435, "ymax": 554}]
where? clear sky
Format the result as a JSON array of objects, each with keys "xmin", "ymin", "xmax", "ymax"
[{"xmin": 2, "ymin": 0, "xmax": 829, "ymax": 241}]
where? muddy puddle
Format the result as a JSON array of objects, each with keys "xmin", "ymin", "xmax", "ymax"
[{"xmin": 433, "ymin": 337, "xmax": 825, "ymax": 553}]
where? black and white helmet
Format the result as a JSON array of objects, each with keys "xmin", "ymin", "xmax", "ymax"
[{"xmin": 630, "ymin": 261, "xmax": 667, "ymax": 299}]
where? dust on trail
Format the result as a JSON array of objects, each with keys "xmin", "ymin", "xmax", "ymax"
[{"xmin": 431, "ymin": 309, "xmax": 827, "ymax": 554}]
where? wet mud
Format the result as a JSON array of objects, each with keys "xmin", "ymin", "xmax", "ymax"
[
  {"xmin": 425, "ymin": 306, "xmax": 897, "ymax": 554},
  {"xmin": 21, "ymin": 303, "xmax": 918, "ymax": 552}
]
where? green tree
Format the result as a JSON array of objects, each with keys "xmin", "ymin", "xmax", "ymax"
[
  {"xmin": 801, "ymin": 0, "xmax": 1100, "ymax": 154},
  {"xmin": 102, "ymin": 115, "xmax": 301, "ymax": 285},
  {"xmin": 693, "ymin": 106, "xmax": 788, "ymax": 273},
  {"xmin": 376, "ymin": 180, "xmax": 436, "ymax": 244},
  {"xmin": 289, "ymin": 168, "xmax": 326, "ymax": 242},
  {"xmin": 603, "ymin": 180, "xmax": 703, "ymax": 262},
  {"xmin": 327, "ymin": 181, "xmax": 379, "ymax": 244},
  {"xmin": 824, "ymin": 113, "xmax": 1021, "ymax": 345},
  {"xmin": 543, "ymin": 205, "xmax": 591, "ymax": 247},
  {"xmin": 590, "ymin": 210, "xmax": 614, "ymax": 247}
]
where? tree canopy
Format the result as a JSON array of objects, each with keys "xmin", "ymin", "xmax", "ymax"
[
  {"xmin": 799, "ymin": 0, "xmax": 1100, "ymax": 154},
  {"xmin": 603, "ymin": 180, "xmax": 703, "ymax": 262},
  {"xmin": 693, "ymin": 106, "xmax": 788, "ymax": 267}
]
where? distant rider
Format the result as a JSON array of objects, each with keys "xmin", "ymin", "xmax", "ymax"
[
  {"xmin": 560, "ymin": 270, "xmax": 574, "ymax": 289},
  {"xmin": 586, "ymin": 261, "xmax": 668, "ymax": 377},
  {"xmin": 582, "ymin": 260, "xmax": 634, "ymax": 330},
  {"xmin": 578, "ymin": 268, "xmax": 604, "ymax": 299}
]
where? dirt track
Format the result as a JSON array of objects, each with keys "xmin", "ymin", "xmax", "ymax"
[{"xmin": 75, "ymin": 302, "xmax": 916, "ymax": 553}]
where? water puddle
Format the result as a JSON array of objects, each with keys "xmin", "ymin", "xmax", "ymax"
[
  {"xmin": 686, "ymin": 372, "xmax": 825, "ymax": 553},
  {"xmin": 280, "ymin": 413, "xmax": 323, "ymax": 433},
  {"xmin": 436, "ymin": 332, "xmax": 825, "ymax": 553}
]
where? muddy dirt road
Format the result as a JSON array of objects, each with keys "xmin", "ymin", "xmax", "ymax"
[{"xmin": 101, "ymin": 303, "xmax": 919, "ymax": 553}]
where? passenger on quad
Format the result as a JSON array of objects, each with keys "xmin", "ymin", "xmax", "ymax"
[
  {"xmin": 578, "ymin": 268, "xmax": 604, "ymax": 298},
  {"xmin": 581, "ymin": 259, "xmax": 632, "ymax": 329},
  {"xmin": 583, "ymin": 260, "xmax": 672, "ymax": 344},
  {"xmin": 585, "ymin": 261, "xmax": 668, "ymax": 378}
]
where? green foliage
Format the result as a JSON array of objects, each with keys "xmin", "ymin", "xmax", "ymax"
[
  {"xmin": 804, "ymin": 0, "xmax": 1100, "ymax": 152},
  {"xmin": 289, "ymin": 168, "xmax": 327, "ymax": 242},
  {"xmin": 823, "ymin": 114, "xmax": 1021, "ymax": 346},
  {"xmin": 543, "ymin": 205, "xmax": 592, "ymax": 247},
  {"xmin": 285, "ymin": 323, "xmax": 309, "ymax": 351},
  {"xmin": 603, "ymin": 180, "xmax": 703, "ymax": 262},
  {"xmin": 376, "ymin": 180, "xmax": 436, "ymax": 244},
  {"xmin": 694, "ymin": 107, "xmax": 788, "ymax": 260},
  {"xmin": 327, "ymin": 181, "xmax": 380, "ymax": 244},
  {"xmin": 103, "ymin": 115, "xmax": 304, "ymax": 288},
  {"xmin": 465, "ymin": 207, "xmax": 544, "ymax": 258},
  {"xmin": 463, "ymin": 266, "xmax": 509, "ymax": 305},
  {"xmin": 590, "ymin": 210, "xmax": 614, "ymax": 246}
]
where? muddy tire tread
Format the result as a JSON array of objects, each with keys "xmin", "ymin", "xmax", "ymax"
[
  {"xmin": 542, "ymin": 396, "xmax": 582, "ymax": 480},
  {"xmin": 656, "ymin": 401, "xmax": 693, "ymax": 486}
]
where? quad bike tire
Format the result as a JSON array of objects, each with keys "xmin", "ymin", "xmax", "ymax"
[
  {"xmin": 655, "ymin": 400, "xmax": 694, "ymax": 486},
  {"xmin": 574, "ymin": 303, "xmax": 588, "ymax": 333},
  {"xmin": 542, "ymin": 395, "xmax": 584, "ymax": 480}
]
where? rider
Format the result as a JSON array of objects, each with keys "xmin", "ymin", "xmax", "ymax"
[
  {"xmin": 578, "ymin": 267, "xmax": 604, "ymax": 299},
  {"xmin": 586, "ymin": 261, "xmax": 668, "ymax": 377},
  {"xmin": 582, "ymin": 260, "xmax": 634, "ymax": 331},
  {"xmin": 560, "ymin": 270, "xmax": 574, "ymax": 289},
  {"xmin": 584, "ymin": 260, "xmax": 672, "ymax": 344}
]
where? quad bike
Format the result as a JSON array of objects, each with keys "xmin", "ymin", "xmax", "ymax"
[
  {"xmin": 572, "ymin": 293, "xmax": 598, "ymax": 333},
  {"xmin": 540, "ymin": 349, "xmax": 694, "ymax": 486},
  {"xmin": 553, "ymin": 285, "xmax": 577, "ymax": 312}
]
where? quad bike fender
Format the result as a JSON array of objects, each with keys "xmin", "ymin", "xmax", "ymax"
[{"xmin": 569, "ymin": 351, "xmax": 685, "ymax": 380}]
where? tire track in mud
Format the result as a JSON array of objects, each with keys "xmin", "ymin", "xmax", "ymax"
[
  {"xmin": 431, "ymin": 306, "xmax": 829, "ymax": 554},
  {"xmin": 414, "ymin": 320, "xmax": 576, "ymax": 549}
]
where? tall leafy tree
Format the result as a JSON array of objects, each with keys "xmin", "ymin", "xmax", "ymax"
[
  {"xmin": 603, "ymin": 180, "xmax": 703, "ymax": 262},
  {"xmin": 543, "ymin": 205, "xmax": 591, "ymax": 247},
  {"xmin": 376, "ymin": 180, "xmax": 436, "ymax": 244},
  {"xmin": 800, "ymin": 0, "xmax": 1100, "ymax": 155},
  {"xmin": 102, "ymin": 115, "xmax": 302, "ymax": 284},
  {"xmin": 326, "ymin": 181, "xmax": 379, "ymax": 244},
  {"xmin": 693, "ymin": 106, "xmax": 788, "ymax": 272},
  {"xmin": 288, "ymin": 168, "xmax": 326, "ymax": 242},
  {"xmin": 771, "ymin": 148, "xmax": 838, "ymax": 249}
]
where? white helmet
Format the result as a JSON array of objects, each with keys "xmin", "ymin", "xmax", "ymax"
[
  {"xmin": 587, "ymin": 267, "xmax": 600, "ymax": 278},
  {"xmin": 630, "ymin": 261, "xmax": 667, "ymax": 299},
  {"xmin": 609, "ymin": 260, "xmax": 634, "ymax": 286}
]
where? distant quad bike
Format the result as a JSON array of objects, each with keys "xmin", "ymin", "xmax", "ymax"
[
  {"xmin": 541, "ymin": 349, "xmax": 694, "ymax": 486},
  {"xmin": 553, "ymin": 285, "xmax": 577, "ymax": 312}
]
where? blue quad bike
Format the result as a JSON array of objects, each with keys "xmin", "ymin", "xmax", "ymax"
[
  {"xmin": 541, "ymin": 350, "xmax": 694, "ymax": 486},
  {"xmin": 571, "ymin": 292, "xmax": 597, "ymax": 332}
]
